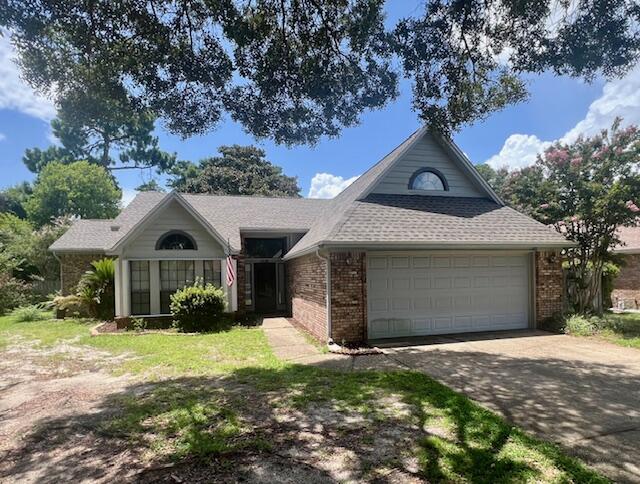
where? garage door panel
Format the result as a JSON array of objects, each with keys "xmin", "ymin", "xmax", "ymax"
[{"xmin": 368, "ymin": 252, "xmax": 530, "ymax": 338}]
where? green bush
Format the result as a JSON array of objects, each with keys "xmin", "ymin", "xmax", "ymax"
[
  {"xmin": 77, "ymin": 258, "xmax": 115, "ymax": 320},
  {"xmin": 0, "ymin": 273, "xmax": 32, "ymax": 314},
  {"xmin": 563, "ymin": 314, "xmax": 604, "ymax": 336},
  {"xmin": 170, "ymin": 282, "xmax": 227, "ymax": 332},
  {"xmin": 11, "ymin": 305, "xmax": 49, "ymax": 322},
  {"xmin": 52, "ymin": 294, "xmax": 90, "ymax": 318}
]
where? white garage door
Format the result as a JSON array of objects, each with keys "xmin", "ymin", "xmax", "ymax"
[{"xmin": 367, "ymin": 252, "xmax": 531, "ymax": 339}]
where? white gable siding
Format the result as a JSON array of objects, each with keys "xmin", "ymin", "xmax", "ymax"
[
  {"xmin": 370, "ymin": 132, "xmax": 485, "ymax": 198},
  {"xmin": 122, "ymin": 200, "xmax": 225, "ymax": 259}
]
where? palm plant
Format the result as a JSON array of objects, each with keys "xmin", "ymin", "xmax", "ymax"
[{"xmin": 77, "ymin": 258, "xmax": 115, "ymax": 320}]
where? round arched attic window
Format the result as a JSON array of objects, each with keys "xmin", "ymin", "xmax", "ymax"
[
  {"xmin": 408, "ymin": 168, "xmax": 449, "ymax": 191},
  {"xmin": 155, "ymin": 231, "xmax": 197, "ymax": 250}
]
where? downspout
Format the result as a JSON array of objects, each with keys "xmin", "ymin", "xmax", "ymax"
[
  {"xmin": 316, "ymin": 249, "xmax": 332, "ymax": 343},
  {"xmin": 52, "ymin": 251, "xmax": 62, "ymax": 293}
]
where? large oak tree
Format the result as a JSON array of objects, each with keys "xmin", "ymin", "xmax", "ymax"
[{"xmin": 2, "ymin": 1, "xmax": 638, "ymax": 144}]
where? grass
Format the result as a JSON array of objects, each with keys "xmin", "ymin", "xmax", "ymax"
[
  {"xmin": 562, "ymin": 311, "xmax": 640, "ymax": 349},
  {"xmin": 599, "ymin": 312, "xmax": 640, "ymax": 348},
  {"xmin": 0, "ymin": 313, "xmax": 609, "ymax": 482}
]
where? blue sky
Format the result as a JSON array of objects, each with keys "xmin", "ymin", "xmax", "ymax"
[{"xmin": 1, "ymin": 3, "xmax": 639, "ymax": 204}]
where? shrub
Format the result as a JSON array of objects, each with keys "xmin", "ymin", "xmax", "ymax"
[
  {"xmin": 0, "ymin": 273, "xmax": 32, "ymax": 314},
  {"xmin": 563, "ymin": 314, "xmax": 604, "ymax": 336},
  {"xmin": 11, "ymin": 305, "xmax": 49, "ymax": 322},
  {"xmin": 170, "ymin": 282, "xmax": 227, "ymax": 332},
  {"xmin": 77, "ymin": 258, "xmax": 115, "ymax": 320},
  {"xmin": 52, "ymin": 294, "xmax": 89, "ymax": 318}
]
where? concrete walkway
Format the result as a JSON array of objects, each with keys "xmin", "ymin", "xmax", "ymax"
[{"xmin": 261, "ymin": 318, "xmax": 350, "ymax": 367}]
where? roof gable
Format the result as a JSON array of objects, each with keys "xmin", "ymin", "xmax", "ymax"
[
  {"xmin": 285, "ymin": 128, "xmax": 505, "ymax": 258},
  {"xmin": 368, "ymin": 131, "xmax": 488, "ymax": 199}
]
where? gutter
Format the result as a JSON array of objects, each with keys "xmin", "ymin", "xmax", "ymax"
[{"xmin": 316, "ymin": 249, "xmax": 332, "ymax": 343}]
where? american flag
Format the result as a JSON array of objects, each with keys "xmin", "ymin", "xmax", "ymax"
[{"xmin": 226, "ymin": 255, "xmax": 236, "ymax": 287}]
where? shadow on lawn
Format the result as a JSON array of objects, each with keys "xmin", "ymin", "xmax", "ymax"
[{"xmin": 0, "ymin": 358, "xmax": 614, "ymax": 483}]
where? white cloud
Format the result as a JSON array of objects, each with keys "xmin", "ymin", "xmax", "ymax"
[
  {"xmin": 121, "ymin": 189, "xmax": 137, "ymax": 207},
  {"xmin": 561, "ymin": 63, "xmax": 640, "ymax": 144},
  {"xmin": 0, "ymin": 34, "xmax": 56, "ymax": 120},
  {"xmin": 308, "ymin": 172, "xmax": 359, "ymax": 199},
  {"xmin": 0, "ymin": 133, "xmax": 5, "ymax": 142},
  {"xmin": 486, "ymin": 134, "xmax": 551, "ymax": 170},
  {"xmin": 486, "ymin": 63, "xmax": 640, "ymax": 170}
]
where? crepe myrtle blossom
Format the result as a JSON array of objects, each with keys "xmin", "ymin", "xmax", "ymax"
[
  {"xmin": 545, "ymin": 148, "xmax": 570, "ymax": 165},
  {"xmin": 626, "ymin": 200, "xmax": 640, "ymax": 212},
  {"xmin": 570, "ymin": 157, "xmax": 582, "ymax": 167},
  {"xmin": 539, "ymin": 203, "xmax": 550, "ymax": 209}
]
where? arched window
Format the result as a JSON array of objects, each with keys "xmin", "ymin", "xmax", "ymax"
[
  {"xmin": 155, "ymin": 231, "xmax": 197, "ymax": 250},
  {"xmin": 408, "ymin": 168, "xmax": 449, "ymax": 191}
]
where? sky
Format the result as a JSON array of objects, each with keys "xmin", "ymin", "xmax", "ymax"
[{"xmin": 1, "ymin": 3, "xmax": 640, "ymax": 206}]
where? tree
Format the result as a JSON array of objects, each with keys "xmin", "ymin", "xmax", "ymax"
[
  {"xmin": 0, "ymin": 213, "xmax": 69, "ymax": 282},
  {"xmin": 0, "ymin": 182, "xmax": 32, "ymax": 219},
  {"xmin": 23, "ymin": 97, "xmax": 176, "ymax": 173},
  {"xmin": 135, "ymin": 180, "xmax": 165, "ymax": 192},
  {"xmin": 504, "ymin": 120, "xmax": 640, "ymax": 313},
  {"xmin": 475, "ymin": 164, "xmax": 509, "ymax": 198},
  {"xmin": 2, "ymin": 1, "xmax": 638, "ymax": 144},
  {"xmin": 169, "ymin": 145, "xmax": 300, "ymax": 197},
  {"xmin": 25, "ymin": 161, "xmax": 122, "ymax": 226}
]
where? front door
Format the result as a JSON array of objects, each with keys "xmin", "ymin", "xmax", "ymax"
[{"xmin": 254, "ymin": 263, "xmax": 277, "ymax": 313}]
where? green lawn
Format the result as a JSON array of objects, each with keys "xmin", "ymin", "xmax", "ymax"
[
  {"xmin": 600, "ymin": 312, "xmax": 640, "ymax": 348},
  {"xmin": 0, "ymin": 313, "xmax": 608, "ymax": 482}
]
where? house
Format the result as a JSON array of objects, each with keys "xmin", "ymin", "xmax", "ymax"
[
  {"xmin": 50, "ymin": 128, "xmax": 571, "ymax": 342},
  {"xmin": 611, "ymin": 226, "xmax": 640, "ymax": 309}
]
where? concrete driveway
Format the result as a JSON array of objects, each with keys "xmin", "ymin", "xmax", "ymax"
[{"xmin": 370, "ymin": 331, "xmax": 640, "ymax": 483}]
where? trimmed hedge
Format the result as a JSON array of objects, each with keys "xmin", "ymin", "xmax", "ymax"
[{"xmin": 170, "ymin": 282, "xmax": 227, "ymax": 332}]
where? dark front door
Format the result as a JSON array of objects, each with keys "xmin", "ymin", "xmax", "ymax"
[{"xmin": 254, "ymin": 263, "xmax": 277, "ymax": 313}]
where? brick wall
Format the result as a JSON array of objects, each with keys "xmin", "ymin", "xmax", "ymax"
[
  {"xmin": 535, "ymin": 250, "xmax": 564, "ymax": 324},
  {"xmin": 611, "ymin": 254, "xmax": 640, "ymax": 309},
  {"xmin": 58, "ymin": 252, "xmax": 104, "ymax": 294},
  {"xmin": 330, "ymin": 252, "xmax": 367, "ymax": 344},
  {"xmin": 287, "ymin": 253, "xmax": 328, "ymax": 342}
]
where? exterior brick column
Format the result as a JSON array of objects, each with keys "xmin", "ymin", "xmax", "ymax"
[
  {"xmin": 330, "ymin": 251, "xmax": 367, "ymax": 344},
  {"xmin": 535, "ymin": 250, "xmax": 564, "ymax": 325},
  {"xmin": 287, "ymin": 253, "xmax": 328, "ymax": 342},
  {"xmin": 58, "ymin": 252, "xmax": 105, "ymax": 295}
]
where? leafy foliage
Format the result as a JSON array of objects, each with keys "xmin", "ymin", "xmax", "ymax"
[
  {"xmin": 170, "ymin": 281, "xmax": 227, "ymax": 333},
  {"xmin": 0, "ymin": 182, "xmax": 33, "ymax": 219},
  {"xmin": 23, "ymin": 97, "xmax": 176, "ymax": 174},
  {"xmin": 51, "ymin": 294, "xmax": 89, "ymax": 318},
  {"xmin": 0, "ymin": 213, "xmax": 69, "ymax": 282},
  {"xmin": 0, "ymin": 273, "xmax": 32, "ymax": 315},
  {"xmin": 135, "ymin": 180, "xmax": 165, "ymax": 192},
  {"xmin": 77, "ymin": 258, "xmax": 116, "ymax": 320},
  {"xmin": 481, "ymin": 120, "xmax": 640, "ymax": 313},
  {"xmin": 3, "ymin": 1, "xmax": 638, "ymax": 142},
  {"xmin": 169, "ymin": 145, "xmax": 300, "ymax": 197},
  {"xmin": 25, "ymin": 161, "xmax": 121, "ymax": 226},
  {"xmin": 11, "ymin": 305, "xmax": 49, "ymax": 322}
]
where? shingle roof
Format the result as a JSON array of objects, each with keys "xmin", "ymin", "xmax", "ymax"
[
  {"xmin": 49, "ymin": 219, "xmax": 117, "ymax": 252},
  {"xmin": 50, "ymin": 129, "xmax": 572, "ymax": 255},
  {"xmin": 49, "ymin": 192, "xmax": 329, "ymax": 253},
  {"xmin": 326, "ymin": 194, "xmax": 570, "ymax": 247}
]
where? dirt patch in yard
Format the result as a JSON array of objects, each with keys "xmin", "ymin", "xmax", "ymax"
[{"xmin": 0, "ymin": 339, "xmax": 430, "ymax": 484}]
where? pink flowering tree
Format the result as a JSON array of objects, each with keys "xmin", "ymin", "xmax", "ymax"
[{"xmin": 504, "ymin": 119, "xmax": 640, "ymax": 313}]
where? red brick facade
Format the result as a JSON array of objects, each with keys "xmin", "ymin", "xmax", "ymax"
[
  {"xmin": 329, "ymin": 252, "xmax": 367, "ymax": 343},
  {"xmin": 58, "ymin": 252, "xmax": 105, "ymax": 294},
  {"xmin": 534, "ymin": 250, "xmax": 564, "ymax": 324},
  {"xmin": 611, "ymin": 254, "xmax": 640, "ymax": 309},
  {"xmin": 287, "ymin": 253, "xmax": 328, "ymax": 342}
]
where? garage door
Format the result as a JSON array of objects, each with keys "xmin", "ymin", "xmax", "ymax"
[{"xmin": 367, "ymin": 252, "xmax": 530, "ymax": 339}]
